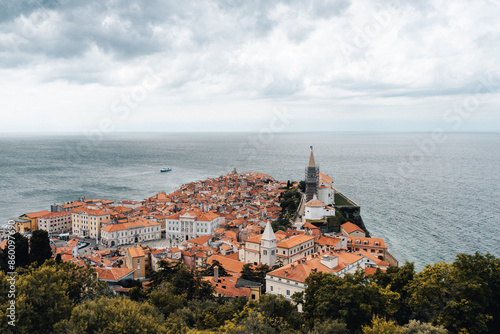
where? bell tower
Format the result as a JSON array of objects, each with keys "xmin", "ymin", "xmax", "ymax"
[
  {"xmin": 305, "ymin": 146, "xmax": 319, "ymax": 201},
  {"xmin": 260, "ymin": 221, "xmax": 276, "ymax": 266}
]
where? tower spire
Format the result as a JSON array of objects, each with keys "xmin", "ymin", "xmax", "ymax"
[
  {"xmin": 308, "ymin": 146, "xmax": 316, "ymax": 166},
  {"xmin": 305, "ymin": 146, "xmax": 319, "ymax": 201}
]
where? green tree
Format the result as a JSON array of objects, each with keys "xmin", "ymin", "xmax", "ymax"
[
  {"xmin": 168, "ymin": 265, "xmax": 214, "ymax": 301},
  {"xmin": 222, "ymin": 305, "xmax": 276, "ymax": 334},
  {"xmin": 148, "ymin": 260, "xmax": 183, "ymax": 289},
  {"xmin": 372, "ymin": 262, "xmax": 415, "ymax": 324},
  {"xmin": 401, "ymin": 320, "xmax": 448, "ymax": 334},
  {"xmin": 303, "ymin": 270, "xmax": 400, "ymax": 332},
  {"xmin": 200, "ymin": 259, "xmax": 229, "ymax": 277},
  {"xmin": 362, "ymin": 316, "xmax": 403, "ymax": 334},
  {"xmin": 29, "ymin": 229, "xmax": 52, "ymax": 266},
  {"xmin": 407, "ymin": 253, "xmax": 500, "ymax": 334},
  {"xmin": 149, "ymin": 282, "xmax": 187, "ymax": 317},
  {"xmin": 54, "ymin": 297, "xmax": 167, "ymax": 333},
  {"xmin": 251, "ymin": 294, "xmax": 302, "ymax": 330},
  {"xmin": 0, "ymin": 232, "xmax": 29, "ymax": 272},
  {"xmin": 9, "ymin": 264, "xmax": 73, "ymax": 333},
  {"xmin": 299, "ymin": 180, "xmax": 306, "ymax": 192},
  {"xmin": 309, "ymin": 319, "xmax": 349, "ymax": 334},
  {"xmin": 240, "ymin": 263, "xmax": 270, "ymax": 293}
]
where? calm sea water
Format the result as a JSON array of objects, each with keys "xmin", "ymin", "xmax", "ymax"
[{"xmin": 1, "ymin": 132, "xmax": 499, "ymax": 270}]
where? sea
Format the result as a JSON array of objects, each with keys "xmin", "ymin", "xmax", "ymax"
[{"xmin": 1, "ymin": 132, "xmax": 499, "ymax": 271}]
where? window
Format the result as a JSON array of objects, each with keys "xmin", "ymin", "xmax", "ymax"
[
  {"xmin": 270, "ymin": 286, "xmax": 273, "ymax": 291},
  {"xmin": 286, "ymin": 290, "xmax": 290, "ymax": 296},
  {"xmin": 263, "ymin": 250, "xmax": 267, "ymax": 255},
  {"xmin": 137, "ymin": 259, "xmax": 140, "ymax": 264}
]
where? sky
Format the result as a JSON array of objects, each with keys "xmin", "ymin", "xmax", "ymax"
[{"xmin": 0, "ymin": 0, "xmax": 499, "ymax": 133}]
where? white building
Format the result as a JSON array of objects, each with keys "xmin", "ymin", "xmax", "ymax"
[
  {"xmin": 304, "ymin": 196, "xmax": 335, "ymax": 220},
  {"xmin": 38, "ymin": 211, "xmax": 72, "ymax": 235},
  {"xmin": 266, "ymin": 249, "xmax": 376, "ymax": 308},
  {"xmin": 100, "ymin": 217, "xmax": 161, "ymax": 247},
  {"xmin": 165, "ymin": 210, "xmax": 223, "ymax": 240},
  {"xmin": 318, "ymin": 173, "xmax": 335, "ymax": 205}
]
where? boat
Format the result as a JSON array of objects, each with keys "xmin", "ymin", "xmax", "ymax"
[{"xmin": 160, "ymin": 168, "xmax": 172, "ymax": 172}]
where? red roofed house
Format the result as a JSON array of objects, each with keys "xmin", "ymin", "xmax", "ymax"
[
  {"xmin": 16, "ymin": 210, "xmax": 51, "ymax": 232},
  {"xmin": 38, "ymin": 211, "xmax": 72, "ymax": 235},
  {"xmin": 125, "ymin": 245, "xmax": 152, "ymax": 279},
  {"xmin": 266, "ymin": 248, "xmax": 375, "ymax": 310},
  {"xmin": 340, "ymin": 222, "xmax": 366, "ymax": 237}
]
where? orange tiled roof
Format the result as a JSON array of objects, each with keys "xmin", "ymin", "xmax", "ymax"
[
  {"xmin": 207, "ymin": 255, "xmax": 245, "ymax": 275},
  {"xmin": 95, "ymin": 267, "xmax": 135, "ymax": 281},
  {"xmin": 24, "ymin": 210, "xmax": 51, "ymax": 219},
  {"xmin": 276, "ymin": 235, "xmax": 315, "ymax": 249},
  {"xmin": 341, "ymin": 222, "xmax": 364, "ymax": 234},
  {"xmin": 127, "ymin": 246, "xmax": 145, "ymax": 258}
]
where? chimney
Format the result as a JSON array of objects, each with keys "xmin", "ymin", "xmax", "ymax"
[
  {"xmin": 291, "ymin": 264, "xmax": 295, "ymax": 270},
  {"xmin": 214, "ymin": 265, "xmax": 219, "ymax": 282}
]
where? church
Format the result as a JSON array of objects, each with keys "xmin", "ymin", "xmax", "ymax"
[
  {"xmin": 304, "ymin": 147, "xmax": 336, "ymax": 220},
  {"xmin": 240, "ymin": 148, "xmax": 337, "ymax": 266}
]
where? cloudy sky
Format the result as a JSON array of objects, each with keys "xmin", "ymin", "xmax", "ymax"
[{"xmin": 1, "ymin": 0, "xmax": 499, "ymax": 133}]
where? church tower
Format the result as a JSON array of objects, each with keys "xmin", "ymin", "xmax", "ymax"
[
  {"xmin": 305, "ymin": 146, "xmax": 319, "ymax": 201},
  {"xmin": 260, "ymin": 221, "xmax": 277, "ymax": 266}
]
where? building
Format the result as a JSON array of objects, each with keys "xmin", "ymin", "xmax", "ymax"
[
  {"xmin": 100, "ymin": 217, "xmax": 161, "ymax": 247},
  {"xmin": 95, "ymin": 268, "xmax": 136, "ymax": 285},
  {"xmin": 71, "ymin": 208, "xmax": 112, "ymax": 239},
  {"xmin": 242, "ymin": 222, "xmax": 317, "ymax": 266},
  {"xmin": 340, "ymin": 222, "xmax": 366, "ymax": 237},
  {"xmin": 304, "ymin": 196, "xmax": 335, "ymax": 220},
  {"xmin": 276, "ymin": 234, "xmax": 316, "ymax": 265},
  {"xmin": 125, "ymin": 245, "xmax": 152, "ymax": 279},
  {"xmin": 266, "ymin": 249, "xmax": 376, "ymax": 306},
  {"xmin": 165, "ymin": 210, "xmax": 222, "ymax": 241},
  {"xmin": 38, "ymin": 211, "xmax": 72, "ymax": 235},
  {"xmin": 318, "ymin": 173, "xmax": 335, "ymax": 205},
  {"xmin": 305, "ymin": 147, "xmax": 319, "ymax": 202},
  {"xmin": 346, "ymin": 236, "xmax": 387, "ymax": 260},
  {"xmin": 15, "ymin": 210, "xmax": 51, "ymax": 233}
]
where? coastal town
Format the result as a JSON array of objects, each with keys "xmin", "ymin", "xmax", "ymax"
[{"xmin": 2, "ymin": 149, "xmax": 396, "ymax": 302}]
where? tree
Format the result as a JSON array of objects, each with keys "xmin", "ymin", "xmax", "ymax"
[
  {"xmin": 299, "ymin": 180, "xmax": 306, "ymax": 192},
  {"xmin": 309, "ymin": 319, "xmax": 349, "ymax": 334},
  {"xmin": 148, "ymin": 260, "xmax": 183, "ymax": 289},
  {"xmin": 303, "ymin": 270, "xmax": 400, "ymax": 332},
  {"xmin": 407, "ymin": 253, "xmax": 500, "ymax": 334},
  {"xmin": 9, "ymin": 264, "xmax": 73, "ymax": 333},
  {"xmin": 54, "ymin": 297, "xmax": 167, "ymax": 333},
  {"xmin": 168, "ymin": 265, "xmax": 214, "ymax": 301},
  {"xmin": 29, "ymin": 230, "xmax": 52, "ymax": 266},
  {"xmin": 401, "ymin": 320, "xmax": 448, "ymax": 334},
  {"xmin": 251, "ymin": 294, "xmax": 303, "ymax": 330},
  {"xmin": 371, "ymin": 262, "xmax": 415, "ymax": 324},
  {"xmin": 0, "ymin": 232, "xmax": 29, "ymax": 272},
  {"xmin": 240, "ymin": 263, "xmax": 271, "ymax": 293},
  {"xmin": 222, "ymin": 305, "xmax": 277, "ymax": 334},
  {"xmin": 200, "ymin": 259, "xmax": 229, "ymax": 277},
  {"xmin": 362, "ymin": 316, "xmax": 403, "ymax": 334},
  {"xmin": 148, "ymin": 282, "xmax": 187, "ymax": 317}
]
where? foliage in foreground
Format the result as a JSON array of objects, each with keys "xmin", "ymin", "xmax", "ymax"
[{"xmin": 0, "ymin": 252, "xmax": 498, "ymax": 334}]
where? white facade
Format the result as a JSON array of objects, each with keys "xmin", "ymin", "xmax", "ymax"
[
  {"xmin": 318, "ymin": 186, "xmax": 335, "ymax": 206},
  {"xmin": 100, "ymin": 219, "xmax": 161, "ymax": 247},
  {"xmin": 38, "ymin": 212, "xmax": 72, "ymax": 235},
  {"xmin": 260, "ymin": 221, "xmax": 277, "ymax": 266},
  {"xmin": 166, "ymin": 212, "xmax": 222, "ymax": 240},
  {"xmin": 71, "ymin": 209, "xmax": 111, "ymax": 238},
  {"xmin": 304, "ymin": 202, "xmax": 334, "ymax": 220}
]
